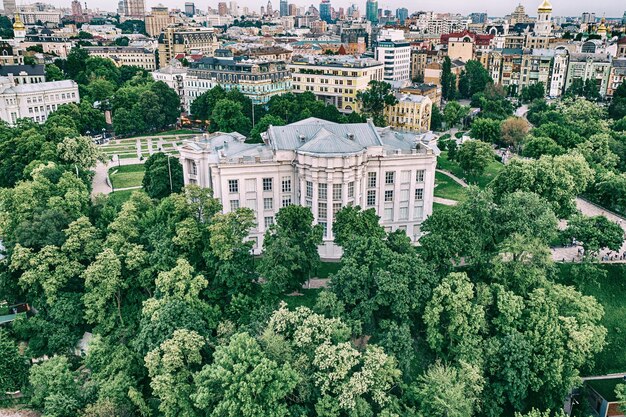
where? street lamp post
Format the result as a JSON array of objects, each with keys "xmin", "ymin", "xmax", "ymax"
[{"xmin": 167, "ymin": 154, "xmax": 173, "ymax": 193}]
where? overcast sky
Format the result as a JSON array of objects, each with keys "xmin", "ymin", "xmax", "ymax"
[{"xmin": 63, "ymin": 0, "xmax": 625, "ymax": 18}]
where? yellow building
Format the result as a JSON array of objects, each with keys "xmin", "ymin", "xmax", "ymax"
[
  {"xmin": 288, "ymin": 55, "xmax": 384, "ymax": 113},
  {"xmin": 157, "ymin": 26, "xmax": 220, "ymax": 68},
  {"xmin": 385, "ymin": 93, "xmax": 432, "ymax": 132},
  {"xmin": 146, "ymin": 5, "xmax": 177, "ymax": 37}
]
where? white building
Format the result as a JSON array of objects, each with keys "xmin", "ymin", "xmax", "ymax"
[
  {"xmin": 178, "ymin": 118, "xmax": 439, "ymax": 258},
  {"xmin": 375, "ymin": 29, "xmax": 411, "ymax": 86},
  {"xmin": 0, "ymin": 77, "xmax": 79, "ymax": 125},
  {"xmin": 151, "ymin": 60, "xmax": 187, "ymax": 102}
]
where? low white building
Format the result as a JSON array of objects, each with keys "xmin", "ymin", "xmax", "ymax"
[
  {"xmin": 151, "ymin": 60, "xmax": 187, "ymax": 102},
  {"xmin": 178, "ymin": 117, "xmax": 439, "ymax": 258},
  {"xmin": 0, "ymin": 77, "xmax": 80, "ymax": 125}
]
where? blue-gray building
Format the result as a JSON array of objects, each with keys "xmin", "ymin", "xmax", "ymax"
[
  {"xmin": 395, "ymin": 7, "xmax": 408, "ymax": 24},
  {"xmin": 320, "ymin": 0, "xmax": 332, "ymax": 23}
]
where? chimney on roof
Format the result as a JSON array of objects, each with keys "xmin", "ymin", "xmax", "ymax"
[
  {"xmin": 299, "ymin": 134, "xmax": 306, "ymax": 143},
  {"xmin": 347, "ymin": 133, "xmax": 355, "ymax": 140}
]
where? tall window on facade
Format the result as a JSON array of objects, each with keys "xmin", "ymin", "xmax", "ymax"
[
  {"xmin": 385, "ymin": 190, "xmax": 394, "ymax": 202},
  {"xmin": 281, "ymin": 177, "xmax": 291, "ymax": 193},
  {"xmin": 318, "ymin": 183, "xmax": 327, "ymax": 199},
  {"xmin": 416, "ymin": 169, "xmax": 425, "ymax": 182},
  {"xmin": 190, "ymin": 161, "xmax": 198, "ymax": 176},
  {"xmin": 230, "ymin": 200, "xmax": 240, "ymax": 210},
  {"xmin": 282, "ymin": 196, "xmax": 291, "ymax": 207},
  {"xmin": 228, "ymin": 179, "xmax": 239, "ymax": 193},
  {"xmin": 368, "ymin": 172, "xmax": 377, "ymax": 188},
  {"xmin": 306, "ymin": 181, "xmax": 313, "ymax": 199},
  {"xmin": 348, "ymin": 182, "xmax": 355, "ymax": 198},
  {"xmin": 415, "ymin": 188, "xmax": 424, "ymax": 200},
  {"xmin": 385, "ymin": 171, "xmax": 395, "ymax": 184},
  {"xmin": 264, "ymin": 216, "xmax": 274, "ymax": 228},
  {"xmin": 262, "ymin": 177, "xmax": 273, "ymax": 191},
  {"xmin": 318, "ymin": 202, "xmax": 327, "ymax": 220},
  {"xmin": 263, "ymin": 197, "xmax": 273, "ymax": 210},
  {"xmin": 367, "ymin": 190, "xmax": 376, "ymax": 206},
  {"xmin": 333, "ymin": 184, "xmax": 342, "ymax": 201}
]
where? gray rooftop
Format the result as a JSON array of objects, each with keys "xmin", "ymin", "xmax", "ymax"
[{"xmin": 0, "ymin": 64, "xmax": 45, "ymax": 76}]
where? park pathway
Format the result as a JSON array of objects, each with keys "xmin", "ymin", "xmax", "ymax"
[
  {"xmin": 91, "ymin": 157, "xmax": 143, "ymax": 197},
  {"xmin": 434, "ymin": 170, "xmax": 626, "ymax": 263},
  {"xmin": 434, "ymin": 197, "xmax": 459, "ymax": 206}
]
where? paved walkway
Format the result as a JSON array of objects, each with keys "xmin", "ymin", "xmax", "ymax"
[
  {"xmin": 434, "ymin": 197, "xmax": 459, "ymax": 206},
  {"xmin": 436, "ymin": 169, "xmax": 468, "ymax": 187},
  {"xmin": 91, "ymin": 157, "xmax": 143, "ymax": 197},
  {"xmin": 551, "ymin": 198, "xmax": 626, "ymax": 263}
]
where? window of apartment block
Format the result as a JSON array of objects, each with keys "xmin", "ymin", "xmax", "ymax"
[
  {"xmin": 230, "ymin": 199, "xmax": 240, "ymax": 210},
  {"xmin": 263, "ymin": 197, "xmax": 273, "ymax": 210},
  {"xmin": 246, "ymin": 198, "xmax": 257, "ymax": 211},
  {"xmin": 415, "ymin": 188, "xmax": 424, "ymax": 200},
  {"xmin": 333, "ymin": 203, "xmax": 341, "ymax": 216},
  {"xmin": 385, "ymin": 190, "xmax": 394, "ymax": 202},
  {"xmin": 367, "ymin": 190, "xmax": 376, "ymax": 206},
  {"xmin": 306, "ymin": 181, "xmax": 313, "ymax": 198},
  {"xmin": 348, "ymin": 182, "xmax": 354, "ymax": 198},
  {"xmin": 401, "ymin": 170, "xmax": 410, "ymax": 183},
  {"xmin": 228, "ymin": 179, "xmax": 239, "ymax": 193},
  {"xmin": 384, "ymin": 207, "xmax": 393, "ymax": 221},
  {"xmin": 399, "ymin": 206, "xmax": 409, "ymax": 220},
  {"xmin": 319, "ymin": 221, "xmax": 327, "ymax": 238},
  {"xmin": 245, "ymin": 178, "xmax": 256, "ymax": 191},
  {"xmin": 416, "ymin": 169, "xmax": 425, "ymax": 182},
  {"xmin": 318, "ymin": 183, "xmax": 327, "ymax": 199},
  {"xmin": 318, "ymin": 202, "xmax": 327, "ymax": 219},
  {"xmin": 414, "ymin": 205, "xmax": 424, "ymax": 220},
  {"xmin": 368, "ymin": 172, "xmax": 377, "ymax": 188},
  {"xmin": 281, "ymin": 177, "xmax": 291, "ymax": 193},
  {"xmin": 385, "ymin": 171, "xmax": 395, "ymax": 184},
  {"xmin": 333, "ymin": 184, "xmax": 342, "ymax": 201},
  {"xmin": 282, "ymin": 196, "xmax": 292, "ymax": 207},
  {"xmin": 262, "ymin": 178, "xmax": 273, "ymax": 191},
  {"xmin": 400, "ymin": 189, "xmax": 409, "ymax": 202},
  {"xmin": 264, "ymin": 216, "xmax": 274, "ymax": 228},
  {"xmin": 190, "ymin": 161, "xmax": 197, "ymax": 175}
]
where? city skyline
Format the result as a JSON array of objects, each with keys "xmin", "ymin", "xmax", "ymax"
[{"xmin": 20, "ymin": 0, "xmax": 626, "ymax": 18}]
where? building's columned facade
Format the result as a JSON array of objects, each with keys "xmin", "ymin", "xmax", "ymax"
[{"xmin": 178, "ymin": 118, "xmax": 439, "ymax": 257}]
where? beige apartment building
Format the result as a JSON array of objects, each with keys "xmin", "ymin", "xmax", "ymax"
[
  {"xmin": 146, "ymin": 5, "xmax": 177, "ymax": 37},
  {"xmin": 157, "ymin": 26, "xmax": 220, "ymax": 68},
  {"xmin": 289, "ymin": 55, "xmax": 384, "ymax": 114},
  {"xmin": 385, "ymin": 93, "xmax": 432, "ymax": 133},
  {"xmin": 84, "ymin": 46, "xmax": 157, "ymax": 71}
]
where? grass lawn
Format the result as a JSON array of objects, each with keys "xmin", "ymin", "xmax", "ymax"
[
  {"xmin": 120, "ymin": 153, "xmax": 140, "ymax": 159},
  {"xmin": 281, "ymin": 289, "xmax": 322, "ymax": 310},
  {"xmin": 434, "ymin": 171, "xmax": 467, "ymax": 201},
  {"xmin": 437, "ymin": 151, "xmax": 503, "ymax": 188},
  {"xmin": 108, "ymin": 164, "xmax": 145, "ymax": 189},
  {"xmin": 314, "ymin": 261, "xmax": 341, "ymax": 278},
  {"xmin": 107, "ymin": 189, "xmax": 142, "ymax": 205},
  {"xmin": 126, "ymin": 129, "xmax": 199, "ymax": 139},
  {"xmin": 557, "ymin": 263, "xmax": 626, "ymax": 375}
]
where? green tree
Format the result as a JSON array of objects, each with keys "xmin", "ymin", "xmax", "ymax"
[
  {"xmin": 142, "ymin": 152, "xmax": 184, "ymax": 199},
  {"xmin": 45, "ymin": 64, "xmax": 65, "ymax": 81},
  {"xmin": 458, "ymin": 60, "xmax": 492, "ymax": 99},
  {"xmin": 520, "ymin": 82, "xmax": 545, "ymax": 103},
  {"xmin": 248, "ymin": 114, "xmax": 285, "ymax": 142},
  {"xmin": 145, "ymin": 329, "xmax": 205, "ymax": 417},
  {"xmin": 356, "ymin": 80, "xmax": 398, "ymax": 127},
  {"xmin": 210, "ymin": 99, "xmax": 252, "ymax": 135},
  {"xmin": 441, "ymin": 56, "xmax": 456, "ymax": 100},
  {"xmin": 522, "ymin": 136, "xmax": 564, "ymax": 158},
  {"xmin": 259, "ymin": 205, "xmax": 323, "ymax": 295},
  {"xmin": 193, "ymin": 332, "xmax": 299, "ymax": 417},
  {"xmin": 191, "ymin": 85, "xmax": 226, "ymax": 120},
  {"xmin": 444, "ymin": 101, "xmax": 469, "ymax": 128},
  {"xmin": 456, "ymin": 140, "xmax": 494, "ymax": 179},
  {"xmin": 409, "ymin": 361, "xmax": 484, "ymax": 417},
  {"xmin": 564, "ymin": 215, "xmax": 624, "ymax": 256},
  {"xmin": 423, "ymin": 272, "xmax": 486, "ymax": 363},
  {"xmin": 430, "ymin": 104, "xmax": 443, "ymax": 131},
  {"xmin": 0, "ymin": 329, "xmax": 28, "ymax": 392},
  {"xmin": 332, "ymin": 205, "xmax": 386, "ymax": 248},
  {"xmin": 470, "ymin": 118, "xmax": 501, "ymax": 143},
  {"xmin": 29, "ymin": 356, "xmax": 82, "ymax": 415}
]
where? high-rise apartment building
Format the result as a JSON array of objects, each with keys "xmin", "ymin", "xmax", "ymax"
[
  {"xmin": 280, "ymin": 0, "xmax": 288, "ymax": 16},
  {"xmin": 319, "ymin": 0, "xmax": 331, "ymax": 23},
  {"xmin": 581, "ymin": 12, "xmax": 596, "ymax": 24},
  {"xmin": 217, "ymin": 2, "xmax": 227, "ymax": 16},
  {"xmin": 124, "ymin": 0, "xmax": 145, "ymax": 20},
  {"xmin": 184, "ymin": 2, "xmax": 195, "ymax": 17},
  {"xmin": 469, "ymin": 12, "xmax": 487, "ymax": 24},
  {"xmin": 288, "ymin": 4, "xmax": 297, "ymax": 15},
  {"xmin": 375, "ymin": 29, "xmax": 411, "ymax": 85},
  {"xmin": 365, "ymin": 0, "xmax": 377, "ymax": 24},
  {"xmin": 266, "ymin": 0, "xmax": 273, "ymax": 15},
  {"xmin": 3, "ymin": 0, "xmax": 16, "ymax": 16},
  {"xmin": 395, "ymin": 8, "xmax": 407, "ymax": 24},
  {"xmin": 229, "ymin": 1, "xmax": 238, "ymax": 16},
  {"xmin": 145, "ymin": 5, "xmax": 175, "ymax": 37}
]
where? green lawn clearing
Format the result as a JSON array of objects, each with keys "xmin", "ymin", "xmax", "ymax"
[
  {"xmin": 434, "ymin": 171, "xmax": 467, "ymax": 201},
  {"xmin": 557, "ymin": 263, "xmax": 626, "ymax": 375},
  {"xmin": 437, "ymin": 151, "xmax": 503, "ymax": 188},
  {"xmin": 108, "ymin": 164, "xmax": 145, "ymax": 189},
  {"xmin": 281, "ymin": 289, "xmax": 322, "ymax": 310}
]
